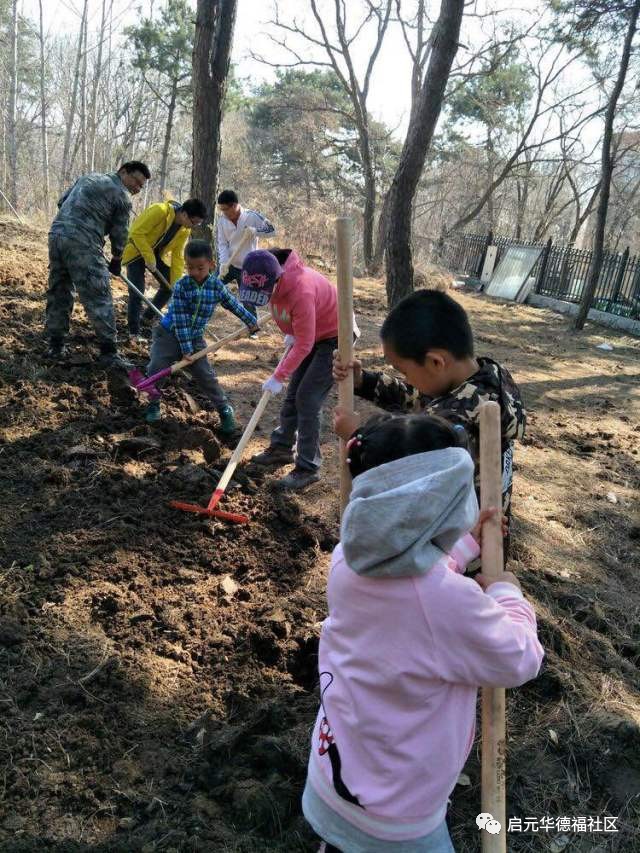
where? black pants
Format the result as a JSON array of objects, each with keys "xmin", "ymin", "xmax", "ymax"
[
  {"xmin": 221, "ymin": 264, "xmax": 257, "ymax": 318},
  {"xmin": 126, "ymin": 255, "xmax": 171, "ymax": 333}
]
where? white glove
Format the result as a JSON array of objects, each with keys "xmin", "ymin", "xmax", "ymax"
[
  {"xmin": 219, "ymin": 262, "xmax": 229, "ymax": 277},
  {"xmin": 262, "ymin": 375, "xmax": 284, "ymax": 395},
  {"xmin": 283, "ymin": 334, "xmax": 295, "ymax": 347}
]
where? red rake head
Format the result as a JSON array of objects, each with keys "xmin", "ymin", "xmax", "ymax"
[{"xmin": 169, "ymin": 500, "xmax": 250, "ymax": 524}]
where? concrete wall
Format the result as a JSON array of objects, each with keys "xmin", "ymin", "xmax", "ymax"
[{"xmin": 526, "ymin": 293, "xmax": 640, "ymax": 337}]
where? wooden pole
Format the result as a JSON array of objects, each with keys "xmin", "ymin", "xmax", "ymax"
[
  {"xmin": 336, "ymin": 217, "xmax": 354, "ymax": 516},
  {"xmin": 479, "ymin": 401, "xmax": 507, "ymax": 852}
]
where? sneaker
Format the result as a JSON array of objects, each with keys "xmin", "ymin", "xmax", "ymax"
[
  {"xmin": 218, "ymin": 404, "xmax": 238, "ymax": 435},
  {"xmin": 98, "ymin": 350, "xmax": 134, "ymax": 371},
  {"xmin": 250, "ymin": 445, "xmax": 294, "ymax": 467},
  {"xmin": 274, "ymin": 467, "xmax": 320, "ymax": 491},
  {"xmin": 45, "ymin": 339, "xmax": 67, "ymax": 361},
  {"xmin": 145, "ymin": 401, "xmax": 161, "ymax": 423}
]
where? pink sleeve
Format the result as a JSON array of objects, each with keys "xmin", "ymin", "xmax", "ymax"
[
  {"xmin": 273, "ymin": 298, "xmax": 316, "ymax": 381},
  {"xmin": 420, "ymin": 573, "xmax": 544, "ymax": 688},
  {"xmin": 447, "ymin": 534, "xmax": 480, "ymax": 574}
]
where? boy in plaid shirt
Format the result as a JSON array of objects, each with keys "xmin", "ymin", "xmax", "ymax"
[{"xmin": 145, "ymin": 240, "xmax": 258, "ymax": 433}]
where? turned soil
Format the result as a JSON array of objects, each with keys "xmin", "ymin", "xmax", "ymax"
[{"xmin": 0, "ymin": 219, "xmax": 639, "ymax": 852}]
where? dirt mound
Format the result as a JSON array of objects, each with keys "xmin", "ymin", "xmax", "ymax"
[
  {"xmin": 0, "ymin": 225, "xmax": 335, "ymax": 851},
  {"xmin": 1, "ymin": 223, "xmax": 639, "ymax": 851}
]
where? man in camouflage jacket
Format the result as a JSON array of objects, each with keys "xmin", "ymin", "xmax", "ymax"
[
  {"xmin": 44, "ymin": 161, "xmax": 150, "ymax": 368},
  {"xmin": 357, "ymin": 357, "xmax": 526, "ymax": 529}
]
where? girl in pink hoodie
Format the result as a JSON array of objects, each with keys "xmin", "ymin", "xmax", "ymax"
[
  {"xmin": 240, "ymin": 249, "xmax": 344, "ymax": 491},
  {"xmin": 303, "ymin": 413, "xmax": 544, "ymax": 852}
]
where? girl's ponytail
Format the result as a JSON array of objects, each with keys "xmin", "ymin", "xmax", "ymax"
[{"xmin": 346, "ymin": 413, "xmax": 469, "ymax": 479}]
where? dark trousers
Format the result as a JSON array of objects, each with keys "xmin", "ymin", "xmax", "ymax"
[
  {"xmin": 46, "ymin": 234, "xmax": 117, "ymax": 346},
  {"xmin": 270, "ymin": 337, "xmax": 337, "ymax": 471},
  {"xmin": 221, "ymin": 264, "xmax": 257, "ymax": 318},
  {"xmin": 126, "ymin": 255, "xmax": 171, "ymax": 333},
  {"xmin": 147, "ymin": 325, "xmax": 228, "ymax": 410}
]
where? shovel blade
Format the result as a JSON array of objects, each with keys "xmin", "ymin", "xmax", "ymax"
[{"xmin": 128, "ymin": 368, "xmax": 146, "ymax": 387}]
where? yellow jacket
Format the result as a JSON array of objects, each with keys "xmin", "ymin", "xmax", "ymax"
[{"xmin": 122, "ymin": 201, "xmax": 190, "ymax": 285}]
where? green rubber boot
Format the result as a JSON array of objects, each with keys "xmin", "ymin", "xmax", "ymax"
[
  {"xmin": 145, "ymin": 401, "xmax": 161, "ymax": 423},
  {"xmin": 218, "ymin": 404, "xmax": 237, "ymax": 435}
]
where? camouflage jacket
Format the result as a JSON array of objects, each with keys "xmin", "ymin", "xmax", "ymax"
[
  {"xmin": 357, "ymin": 357, "xmax": 526, "ymax": 528},
  {"xmin": 49, "ymin": 172, "xmax": 132, "ymax": 256}
]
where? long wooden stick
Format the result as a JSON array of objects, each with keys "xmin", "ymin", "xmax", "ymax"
[
  {"xmin": 0, "ymin": 188, "xmax": 24, "ymax": 224},
  {"xmin": 336, "ymin": 217, "xmax": 354, "ymax": 516},
  {"xmin": 479, "ymin": 401, "xmax": 507, "ymax": 852},
  {"xmin": 206, "ymin": 389, "xmax": 272, "ymax": 511},
  {"xmin": 113, "ymin": 269, "xmax": 164, "ymax": 318},
  {"xmin": 135, "ymin": 313, "xmax": 271, "ymax": 390},
  {"xmin": 205, "ymin": 342, "xmax": 293, "ymax": 512},
  {"xmin": 147, "ymin": 264, "xmax": 171, "ymax": 290}
]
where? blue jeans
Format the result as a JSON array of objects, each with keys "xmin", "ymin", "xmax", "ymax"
[
  {"xmin": 304, "ymin": 780, "xmax": 455, "ymax": 852},
  {"xmin": 320, "ymin": 821, "xmax": 454, "ymax": 853}
]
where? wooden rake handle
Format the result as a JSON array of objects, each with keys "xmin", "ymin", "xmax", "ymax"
[
  {"xmin": 170, "ymin": 313, "xmax": 271, "ymax": 374},
  {"xmin": 207, "ymin": 390, "xmax": 272, "ymax": 510},
  {"xmin": 147, "ymin": 265, "xmax": 171, "ymax": 290},
  {"xmin": 220, "ymin": 226, "xmax": 256, "ymax": 275},
  {"xmin": 479, "ymin": 401, "xmax": 507, "ymax": 853},
  {"xmin": 207, "ymin": 343, "xmax": 292, "ymax": 511},
  {"xmin": 336, "ymin": 217, "xmax": 354, "ymax": 516}
]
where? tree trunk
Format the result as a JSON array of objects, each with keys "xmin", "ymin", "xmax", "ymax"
[
  {"xmin": 38, "ymin": 0, "xmax": 50, "ymax": 213},
  {"xmin": 80, "ymin": 9, "xmax": 89, "ymax": 173},
  {"xmin": 486, "ymin": 127, "xmax": 495, "ymax": 231},
  {"xmin": 7, "ymin": 0, "xmax": 18, "ymax": 209},
  {"xmin": 89, "ymin": 0, "xmax": 108, "ymax": 171},
  {"xmin": 371, "ymin": 189, "xmax": 391, "ymax": 272},
  {"xmin": 361, "ymin": 134, "xmax": 376, "ymax": 270},
  {"xmin": 60, "ymin": 0, "xmax": 89, "ymax": 190},
  {"xmin": 191, "ymin": 0, "xmax": 238, "ymax": 242},
  {"xmin": 159, "ymin": 77, "xmax": 178, "ymax": 198},
  {"xmin": 574, "ymin": 0, "xmax": 640, "ymax": 330},
  {"xmin": 384, "ymin": 0, "xmax": 464, "ymax": 307}
]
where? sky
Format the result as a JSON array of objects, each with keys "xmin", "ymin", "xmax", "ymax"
[{"xmin": 19, "ymin": 0, "xmax": 545, "ymax": 139}]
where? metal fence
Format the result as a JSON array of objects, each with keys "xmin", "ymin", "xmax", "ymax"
[{"xmin": 439, "ymin": 232, "xmax": 640, "ymax": 320}]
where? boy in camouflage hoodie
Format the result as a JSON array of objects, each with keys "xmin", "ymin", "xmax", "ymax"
[{"xmin": 334, "ymin": 290, "xmax": 526, "ymax": 548}]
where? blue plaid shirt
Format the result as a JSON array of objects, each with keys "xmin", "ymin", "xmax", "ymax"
[{"xmin": 161, "ymin": 273, "xmax": 256, "ymax": 355}]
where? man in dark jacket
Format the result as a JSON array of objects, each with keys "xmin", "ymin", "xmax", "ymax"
[{"xmin": 44, "ymin": 160, "xmax": 150, "ymax": 369}]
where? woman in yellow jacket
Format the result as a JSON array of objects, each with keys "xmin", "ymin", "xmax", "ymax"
[{"xmin": 122, "ymin": 198, "xmax": 207, "ymax": 336}]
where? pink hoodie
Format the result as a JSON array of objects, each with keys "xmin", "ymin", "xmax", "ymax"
[
  {"xmin": 307, "ymin": 535, "xmax": 544, "ymax": 842},
  {"xmin": 268, "ymin": 251, "xmax": 338, "ymax": 381}
]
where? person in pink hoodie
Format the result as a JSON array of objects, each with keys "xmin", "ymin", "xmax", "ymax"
[
  {"xmin": 240, "ymin": 248, "xmax": 343, "ymax": 490},
  {"xmin": 303, "ymin": 413, "xmax": 544, "ymax": 852}
]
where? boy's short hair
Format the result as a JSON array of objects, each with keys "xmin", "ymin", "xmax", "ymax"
[
  {"xmin": 380, "ymin": 289, "xmax": 474, "ymax": 362},
  {"xmin": 217, "ymin": 189, "xmax": 238, "ymax": 205},
  {"xmin": 185, "ymin": 240, "xmax": 213, "ymax": 261},
  {"xmin": 119, "ymin": 160, "xmax": 151, "ymax": 179},
  {"xmin": 180, "ymin": 198, "xmax": 207, "ymax": 219}
]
